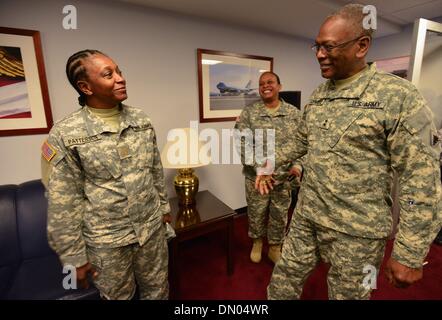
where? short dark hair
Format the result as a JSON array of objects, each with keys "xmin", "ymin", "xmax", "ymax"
[
  {"xmin": 260, "ymin": 71, "xmax": 281, "ymax": 84},
  {"xmin": 65, "ymin": 49, "xmax": 105, "ymax": 106}
]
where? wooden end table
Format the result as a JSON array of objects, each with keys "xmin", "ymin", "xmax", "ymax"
[{"xmin": 168, "ymin": 190, "xmax": 235, "ymax": 299}]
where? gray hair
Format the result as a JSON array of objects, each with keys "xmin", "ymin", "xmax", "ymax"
[{"xmin": 327, "ymin": 3, "xmax": 375, "ymax": 38}]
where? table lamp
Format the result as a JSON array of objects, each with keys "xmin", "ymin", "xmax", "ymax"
[{"xmin": 161, "ymin": 128, "xmax": 211, "ymax": 206}]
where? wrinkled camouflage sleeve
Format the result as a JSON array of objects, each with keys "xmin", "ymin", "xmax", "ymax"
[
  {"xmin": 46, "ymin": 127, "xmax": 88, "ymax": 268},
  {"xmin": 274, "ymin": 156, "xmax": 305, "ymax": 187},
  {"xmin": 234, "ymin": 107, "xmax": 262, "ymax": 168},
  {"xmin": 388, "ymin": 88, "xmax": 442, "ymax": 268},
  {"xmin": 291, "ymin": 157, "xmax": 305, "ymax": 186},
  {"xmin": 273, "ymin": 107, "xmax": 305, "ymax": 184},
  {"xmin": 151, "ymin": 127, "xmax": 170, "ymax": 216},
  {"xmin": 276, "ymin": 107, "xmax": 309, "ymax": 167}
]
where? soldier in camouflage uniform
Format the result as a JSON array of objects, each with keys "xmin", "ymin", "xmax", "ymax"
[
  {"xmin": 234, "ymin": 72, "xmax": 302, "ymax": 264},
  {"xmin": 257, "ymin": 4, "xmax": 442, "ymax": 299},
  {"xmin": 41, "ymin": 50, "xmax": 170, "ymax": 299}
]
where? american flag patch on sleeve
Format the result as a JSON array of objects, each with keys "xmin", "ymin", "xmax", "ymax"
[{"xmin": 41, "ymin": 140, "xmax": 56, "ymax": 162}]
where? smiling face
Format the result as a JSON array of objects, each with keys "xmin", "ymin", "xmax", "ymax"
[
  {"xmin": 315, "ymin": 17, "xmax": 368, "ymax": 80},
  {"xmin": 77, "ymin": 54, "xmax": 127, "ymax": 108},
  {"xmin": 259, "ymin": 72, "xmax": 281, "ymax": 104}
]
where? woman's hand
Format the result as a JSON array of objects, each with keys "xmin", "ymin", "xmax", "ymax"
[{"xmin": 255, "ymin": 175, "xmax": 275, "ymax": 195}]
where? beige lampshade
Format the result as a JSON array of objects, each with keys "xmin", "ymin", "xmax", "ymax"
[{"xmin": 161, "ymin": 128, "xmax": 211, "ymax": 169}]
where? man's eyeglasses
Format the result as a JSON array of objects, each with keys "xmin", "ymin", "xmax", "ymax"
[{"xmin": 311, "ymin": 36, "xmax": 363, "ymax": 54}]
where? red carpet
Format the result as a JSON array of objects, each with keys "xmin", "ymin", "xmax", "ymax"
[{"xmin": 177, "ymin": 214, "xmax": 442, "ymax": 300}]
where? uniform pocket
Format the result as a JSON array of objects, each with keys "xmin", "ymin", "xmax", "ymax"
[
  {"xmin": 327, "ymin": 111, "xmax": 363, "ymax": 148},
  {"xmin": 75, "ymin": 139, "xmax": 122, "ymax": 180},
  {"xmin": 403, "ymin": 107, "xmax": 440, "ymax": 160},
  {"xmin": 128, "ymin": 127, "xmax": 154, "ymax": 169}
]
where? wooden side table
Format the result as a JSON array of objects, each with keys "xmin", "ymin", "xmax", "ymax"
[{"xmin": 168, "ymin": 190, "xmax": 235, "ymax": 299}]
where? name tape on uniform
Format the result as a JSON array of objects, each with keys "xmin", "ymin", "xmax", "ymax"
[
  {"xmin": 350, "ymin": 101, "xmax": 384, "ymax": 109},
  {"xmin": 63, "ymin": 135, "xmax": 101, "ymax": 147}
]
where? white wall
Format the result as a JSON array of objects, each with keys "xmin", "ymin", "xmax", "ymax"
[
  {"xmin": 368, "ymin": 24, "xmax": 417, "ymax": 62},
  {"xmin": 368, "ymin": 16, "xmax": 442, "ymax": 126},
  {"xmin": 0, "ymin": 0, "xmax": 322, "ymax": 209},
  {"xmin": 368, "ymin": 17, "xmax": 442, "ymax": 67},
  {"xmin": 419, "ymin": 28, "xmax": 442, "ymax": 127}
]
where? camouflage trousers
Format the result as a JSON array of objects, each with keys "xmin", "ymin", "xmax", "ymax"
[
  {"xmin": 267, "ymin": 212, "xmax": 386, "ymax": 300},
  {"xmin": 87, "ymin": 224, "xmax": 169, "ymax": 300},
  {"xmin": 245, "ymin": 177, "xmax": 291, "ymax": 245}
]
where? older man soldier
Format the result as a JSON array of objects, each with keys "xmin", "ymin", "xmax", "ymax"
[{"xmin": 257, "ymin": 4, "xmax": 442, "ymax": 299}]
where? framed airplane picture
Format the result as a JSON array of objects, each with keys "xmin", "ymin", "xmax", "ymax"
[
  {"xmin": 0, "ymin": 27, "xmax": 53, "ymax": 136},
  {"xmin": 197, "ymin": 48, "xmax": 273, "ymax": 122}
]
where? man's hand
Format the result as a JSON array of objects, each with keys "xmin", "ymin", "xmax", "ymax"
[
  {"xmin": 76, "ymin": 262, "xmax": 99, "ymax": 289},
  {"xmin": 255, "ymin": 175, "xmax": 275, "ymax": 195},
  {"xmin": 162, "ymin": 213, "xmax": 172, "ymax": 224},
  {"xmin": 384, "ymin": 257, "xmax": 423, "ymax": 288}
]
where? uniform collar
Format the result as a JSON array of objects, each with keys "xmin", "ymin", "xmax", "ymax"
[
  {"xmin": 314, "ymin": 62, "xmax": 377, "ymax": 101},
  {"xmin": 257, "ymin": 100, "xmax": 292, "ymax": 117},
  {"xmin": 119, "ymin": 104, "xmax": 149, "ymax": 128},
  {"xmin": 82, "ymin": 104, "xmax": 150, "ymax": 135},
  {"xmin": 82, "ymin": 105, "xmax": 116, "ymax": 135}
]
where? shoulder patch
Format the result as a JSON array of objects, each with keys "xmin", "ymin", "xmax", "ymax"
[{"xmin": 41, "ymin": 140, "xmax": 56, "ymax": 162}]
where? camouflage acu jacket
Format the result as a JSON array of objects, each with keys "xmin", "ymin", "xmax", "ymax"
[
  {"xmin": 234, "ymin": 100, "xmax": 303, "ymax": 181},
  {"xmin": 280, "ymin": 63, "xmax": 442, "ymax": 268},
  {"xmin": 45, "ymin": 104, "xmax": 170, "ymax": 267}
]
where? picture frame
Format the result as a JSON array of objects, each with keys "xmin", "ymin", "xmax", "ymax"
[
  {"xmin": 0, "ymin": 27, "xmax": 53, "ymax": 136},
  {"xmin": 373, "ymin": 55, "xmax": 410, "ymax": 79},
  {"xmin": 197, "ymin": 48, "xmax": 273, "ymax": 122}
]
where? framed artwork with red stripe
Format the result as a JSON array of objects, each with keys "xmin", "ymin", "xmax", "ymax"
[{"xmin": 0, "ymin": 27, "xmax": 53, "ymax": 136}]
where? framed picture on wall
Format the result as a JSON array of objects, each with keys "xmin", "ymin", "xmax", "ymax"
[
  {"xmin": 0, "ymin": 27, "xmax": 53, "ymax": 136},
  {"xmin": 374, "ymin": 55, "xmax": 410, "ymax": 79},
  {"xmin": 197, "ymin": 48, "xmax": 273, "ymax": 122}
]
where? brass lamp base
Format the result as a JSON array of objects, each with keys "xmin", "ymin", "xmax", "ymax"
[
  {"xmin": 174, "ymin": 168, "xmax": 199, "ymax": 205},
  {"xmin": 176, "ymin": 205, "xmax": 201, "ymax": 229}
]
